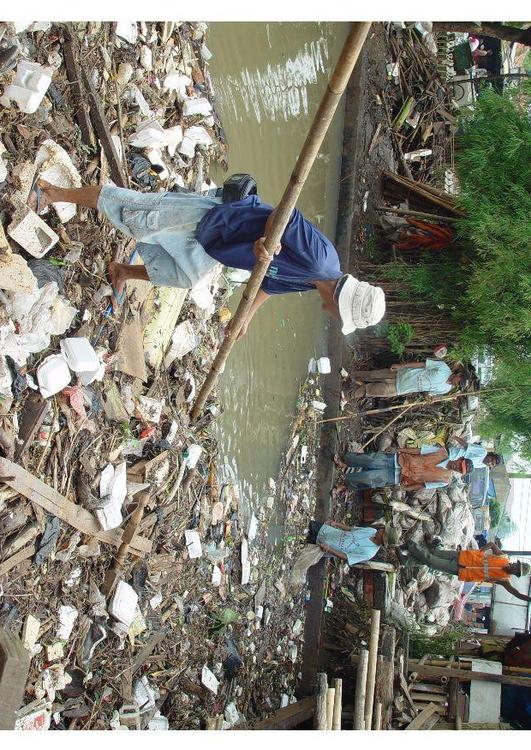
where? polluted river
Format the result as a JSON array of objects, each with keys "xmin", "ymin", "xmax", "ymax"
[{"xmin": 207, "ymin": 22, "xmax": 350, "ymax": 536}]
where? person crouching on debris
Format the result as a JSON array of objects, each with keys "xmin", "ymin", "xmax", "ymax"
[
  {"xmin": 402, "ymin": 540, "xmax": 531, "ymax": 603},
  {"xmin": 335, "ymin": 447, "xmax": 473, "ymax": 491},
  {"xmin": 352, "ymin": 359, "xmax": 468, "ymax": 399},
  {"xmin": 32, "ymin": 180, "xmax": 385, "ymax": 338},
  {"xmin": 307, "ymin": 520, "xmax": 399, "ymax": 566}
]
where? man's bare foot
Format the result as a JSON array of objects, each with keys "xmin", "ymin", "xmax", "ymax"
[
  {"xmin": 28, "ymin": 179, "xmax": 63, "ymax": 212},
  {"xmin": 108, "ymin": 262, "xmax": 127, "ymax": 309}
]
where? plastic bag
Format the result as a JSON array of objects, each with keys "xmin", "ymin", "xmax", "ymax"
[{"xmin": 289, "ymin": 544, "xmax": 324, "ymax": 589}]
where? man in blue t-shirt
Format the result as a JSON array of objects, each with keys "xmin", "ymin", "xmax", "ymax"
[
  {"xmin": 34, "ymin": 182, "xmax": 386, "ymax": 339},
  {"xmin": 352, "ymin": 359, "xmax": 468, "ymax": 399}
]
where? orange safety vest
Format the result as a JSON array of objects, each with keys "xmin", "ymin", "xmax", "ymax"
[{"xmin": 457, "ymin": 550, "xmax": 511, "ymax": 582}]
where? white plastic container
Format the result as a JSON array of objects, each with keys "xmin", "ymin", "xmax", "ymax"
[
  {"xmin": 182, "ymin": 97, "xmax": 212, "ymax": 117},
  {"xmin": 317, "ymin": 357, "xmax": 331, "ymax": 374},
  {"xmin": 184, "ymin": 444, "xmax": 202, "ymax": 469},
  {"xmin": 60, "ymin": 337, "xmax": 99, "ymax": 373},
  {"xmin": 109, "ymin": 581, "xmax": 138, "ymax": 627},
  {"xmin": 37, "ymin": 354, "xmax": 71, "ymax": 398},
  {"xmin": 0, "ymin": 61, "xmax": 53, "ymax": 115},
  {"xmin": 184, "ymin": 529, "xmax": 202, "ymax": 559}
]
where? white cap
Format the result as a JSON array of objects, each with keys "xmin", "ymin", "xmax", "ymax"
[{"xmin": 337, "ymin": 275, "xmax": 386, "ymax": 335}]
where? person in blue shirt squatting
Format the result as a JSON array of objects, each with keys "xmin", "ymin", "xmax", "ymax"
[
  {"xmin": 352, "ymin": 359, "xmax": 469, "ymax": 400},
  {"xmin": 33, "ymin": 181, "xmax": 386, "ymax": 338},
  {"xmin": 446, "ymin": 435, "xmax": 501, "ymax": 470},
  {"xmin": 307, "ymin": 520, "xmax": 400, "ymax": 566}
]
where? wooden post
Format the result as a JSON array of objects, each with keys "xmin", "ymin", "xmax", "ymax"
[
  {"xmin": 354, "ymin": 649, "xmax": 369, "ymax": 729},
  {"xmin": 314, "ymin": 673, "xmax": 328, "ymax": 730},
  {"xmin": 326, "ymin": 687, "xmax": 335, "ymax": 729},
  {"xmin": 410, "ymin": 663, "xmax": 531, "ymax": 687},
  {"xmin": 102, "ymin": 491, "xmax": 150, "ymax": 595},
  {"xmin": 364, "ymin": 608, "xmax": 381, "ymax": 730},
  {"xmin": 190, "ymin": 22, "xmax": 371, "ymax": 421},
  {"xmin": 332, "ymin": 678, "xmax": 343, "ymax": 730}
]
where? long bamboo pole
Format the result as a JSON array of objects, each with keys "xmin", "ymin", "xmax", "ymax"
[
  {"xmin": 364, "ymin": 609, "xmax": 381, "ymax": 730},
  {"xmin": 332, "ymin": 678, "xmax": 343, "ymax": 730},
  {"xmin": 353, "ymin": 649, "xmax": 369, "ymax": 729},
  {"xmin": 190, "ymin": 23, "xmax": 371, "ymax": 421},
  {"xmin": 314, "ymin": 673, "xmax": 329, "ymax": 730},
  {"xmin": 316, "ymin": 386, "xmax": 499, "ymax": 424}
]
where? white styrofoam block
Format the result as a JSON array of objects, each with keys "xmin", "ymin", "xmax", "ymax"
[
  {"xmin": 60, "ymin": 337, "xmax": 99, "ymax": 373},
  {"xmin": 8, "ymin": 205, "xmax": 59, "ymax": 258},
  {"xmin": 37, "ymin": 353, "xmax": 71, "ymax": 398},
  {"xmin": 109, "ymin": 581, "xmax": 138, "ymax": 627},
  {"xmin": 1, "ymin": 61, "xmax": 53, "ymax": 114}
]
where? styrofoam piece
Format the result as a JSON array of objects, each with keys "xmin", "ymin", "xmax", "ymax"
[
  {"xmin": 56, "ymin": 605, "xmax": 78, "ymax": 641},
  {"xmin": 97, "ymin": 462, "xmax": 127, "ymax": 531},
  {"xmin": 148, "ymin": 713, "xmax": 169, "ymax": 730},
  {"xmin": 317, "ymin": 357, "xmax": 331, "ymax": 374},
  {"xmin": 136, "ymin": 395, "xmax": 165, "ymax": 424},
  {"xmin": 184, "ymin": 529, "xmax": 202, "ymax": 559},
  {"xmin": 116, "ymin": 62, "xmax": 134, "ymax": 86},
  {"xmin": 37, "ymin": 354, "xmax": 71, "ymax": 398},
  {"xmin": 0, "ymin": 61, "xmax": 53, "ymax": 114},
  {"xmin": 0, "ymin": 252, "xmax": 37, "ymax": 295},
  {"xmin": 116, "ymin": 21, "xmax": 138, "ymax": 44},
  {"xmin": 140, "ymin": 45, "xmax": 152, "ymax": 71},
  {"xmin": 60, "ymin": 337, "xmax": 99, "ymax": 373},
  {"xmin": 225, "ymin": 702, "xmax": 239, "ymax": 727},
  {"xmin": 8, "ymin": 205, "xmax": 59, "ymax": 258},
  {"xmin": 300, "ymin": 445, "xmax": 308, "ymax": 464},
  {"xmin": 308, "ymin": 358, "xmax": 317, "ymax": 374},
  {"xmin": 164, "ymin": 320, "xmax": 199, "ymax": 368},
  {"xmin": 134, "ymin": 676, "xmax": 157, "ymax": 714},
  {"xmin": 184, "ymin": 444, "xmax": 202, "ymax": 469},
  {"xmin": 201, "ymin": 665, "xmax": 219, "ymax": 695},
  {"xmin": 182, "ymin": 97, "xmax": 212, "ymax": 117},
  {"xmin": 128, "ymin": 120, "xmax": 183, "ymax": 152},
  {"xmin": 78, "ymin": 360, "xmax": 105, "ymax": 386},
  {"xmin": 34, "ymin": 139, "xmax": 82, "ymax": 223},
  {"xmin": 178, "ymin": 126, "xmax": 213, "ymax": 158},
  {"xmin": 22, "ymin": 614, "xmax": 41, "ymax": 651},
  {"xmin": 200, "ymin": 44, "xmax": 213, "ymax": 61},
  {"xmin": 311, "ymin": 400, "xmax": 327, "ymax": 411},
  {"xmin": 163, "ymin": 72, "xmax": 191, "ymax": 99},
  {"xmin": 248, "ymin": 514, "xmax": 258, "ymax": 543},
  {"xmin": 212, "ymin": 565, "xmax": 222, "ymax": 587},
  {"xmin": 109, "ymin": 581, "xmax": 138, "ymax": 627},
  {"xmin": 241, "ymin": 538, "xmax": 250, "ymax": 585}
]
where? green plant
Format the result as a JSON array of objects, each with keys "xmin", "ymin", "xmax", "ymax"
[
  {"xmin": 386, "ymin": 321, "xmax": 416, "ymax": 357},
  {"xmin": 409, "ymin": 621, "xmax": 471, "ymax": 660}
]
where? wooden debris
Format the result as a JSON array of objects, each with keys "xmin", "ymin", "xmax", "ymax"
[
  {"xmin": 405, "ymin": 702, "xmax": 439, "ymax": 730},
  {"xmin": 0, "ymin": 458, "xmax": 151, "ymax": 556}
]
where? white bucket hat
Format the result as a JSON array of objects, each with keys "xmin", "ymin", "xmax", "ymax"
[{"xmin": 337, "ymin": 275, "xmax": 386, "ymax": 335}]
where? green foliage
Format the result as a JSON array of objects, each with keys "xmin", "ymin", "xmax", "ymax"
[
  {"xmin": 409, "ymin": 621, "xmax": 471, "ymax": 660},
  {"xmin": 387, "ymin": 321, "xmax": 415, "ymax": 357},
  {"xmin": 383, "ymin": 89, "xmax": 531, "ymax": 458},
  {"xmin": 489, "ymin": 499, "xmax": 518, "ymax": 538}
]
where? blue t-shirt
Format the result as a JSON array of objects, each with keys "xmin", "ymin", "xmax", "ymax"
[
  {"xmin": 316, "ymin": 525, "xmax": 380, "ymax": 566},
  {"xmin": 396, "ymin": 359, "xmax": 453, "ymax": 396},
  {"xmin": 195, "ymin": 195, "xmax": 342, "ymax": 294}
]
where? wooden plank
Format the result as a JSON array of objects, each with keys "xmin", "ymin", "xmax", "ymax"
[
  {"xmin": 326, "ymin": 688, "xmax": 335, "ymax": 730},
  {"xmin": 0, "ymin": 545, "xmax": 36, "ymax": 576},
  {"xmin": 252, "ymin": 697, "xmax": 316, "ymax": 730},
  {"xmin": 0, "ymin": 458, "xmax": 151, "ymax": 556},
  {"xmin": 62, "ymin": 33, "xmax": 95, "ymax": 148},
  {"xmin": 332, "ymin": 678, "xmax": 342, "ymax": 730},
  {"xmin": 410, "ymin": 692, "xmax": 448, "ymax": 704},
  {"xmin": 314, "ymin": 673, "xmax": 328, "ymax": 730},
  {"xmin": 405, "ymin": 702, "xmax": 439, "ymax": 730},
  {"xmin": 411, "ymin": 662, "xmax": 531, "ymax": 688},
  {"xmin": 63, "ymin": 24, "xmax": 126, "ymax": 187}
]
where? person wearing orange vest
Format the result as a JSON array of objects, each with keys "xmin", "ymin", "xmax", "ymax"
[{"xmin": 403, "ymin": 540, "xmax": 531, "ymax": 603}]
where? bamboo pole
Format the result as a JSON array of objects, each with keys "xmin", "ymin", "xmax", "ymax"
[
  {"xmin": 190, "ymin": 22, "xmax": 371, "ymax": 420},
  {"xmin": 317, "ymin": 386, "xmax": 497, "ymax": 424},
  {"xmin": 364, "ymin": 609, "xmax": 381, "ymax": 730},
  {"xmin": 332, "ymin": 678, "xmax": 343, "ymax": 730},
  {"xmin": 314, "ymin": 673, "xmax": 328, "ymax": 730},
  {"xmin": 361, "ymin": 402, "xmax": 415, "ymax": 450},
  {"xmin": 354, "ymin": 649, "xmax": 369, "ymax": 729},
  {"xmin": 373, "ymin": 702, "xmax": 383, "ymax": 730},
  {"xmin": 375, "ymin": 205, "xmax": 458, "ymax": 223},
  {"xmin": 326, "ymin": 687, "xmax": 336, "ymax": 729}
]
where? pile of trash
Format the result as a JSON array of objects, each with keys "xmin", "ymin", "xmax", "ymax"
[
  {"xmin": 0, "ymin": 21, "xmax": 321, "ymax": 731},
  {"xmin": 383, "ymin": 24, "xmax": 458, "ymax": 182}
]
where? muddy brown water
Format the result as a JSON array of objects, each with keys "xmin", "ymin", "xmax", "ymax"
[{"xmin": 207, "ymin": 22, "xmax": 350, "ymax": 532}]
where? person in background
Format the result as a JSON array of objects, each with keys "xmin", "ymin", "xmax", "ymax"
[
  {"xmin": 336, "ymin": 447, "xmax": 472, "ymax": 491},
  {"xmin": 402, "ymin": 539, "xmax": 531, "ymax": 603},
  {"xmin": 448, "ymin": 436, "xmax": 502, "ymax": 469},
  {"xmin": 352, "ymin": 359, "xmax": 467, "ymax": 399},
  {"xmin": 307, "ymin": 520, "xmax": 399, "ymax": 566}
]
